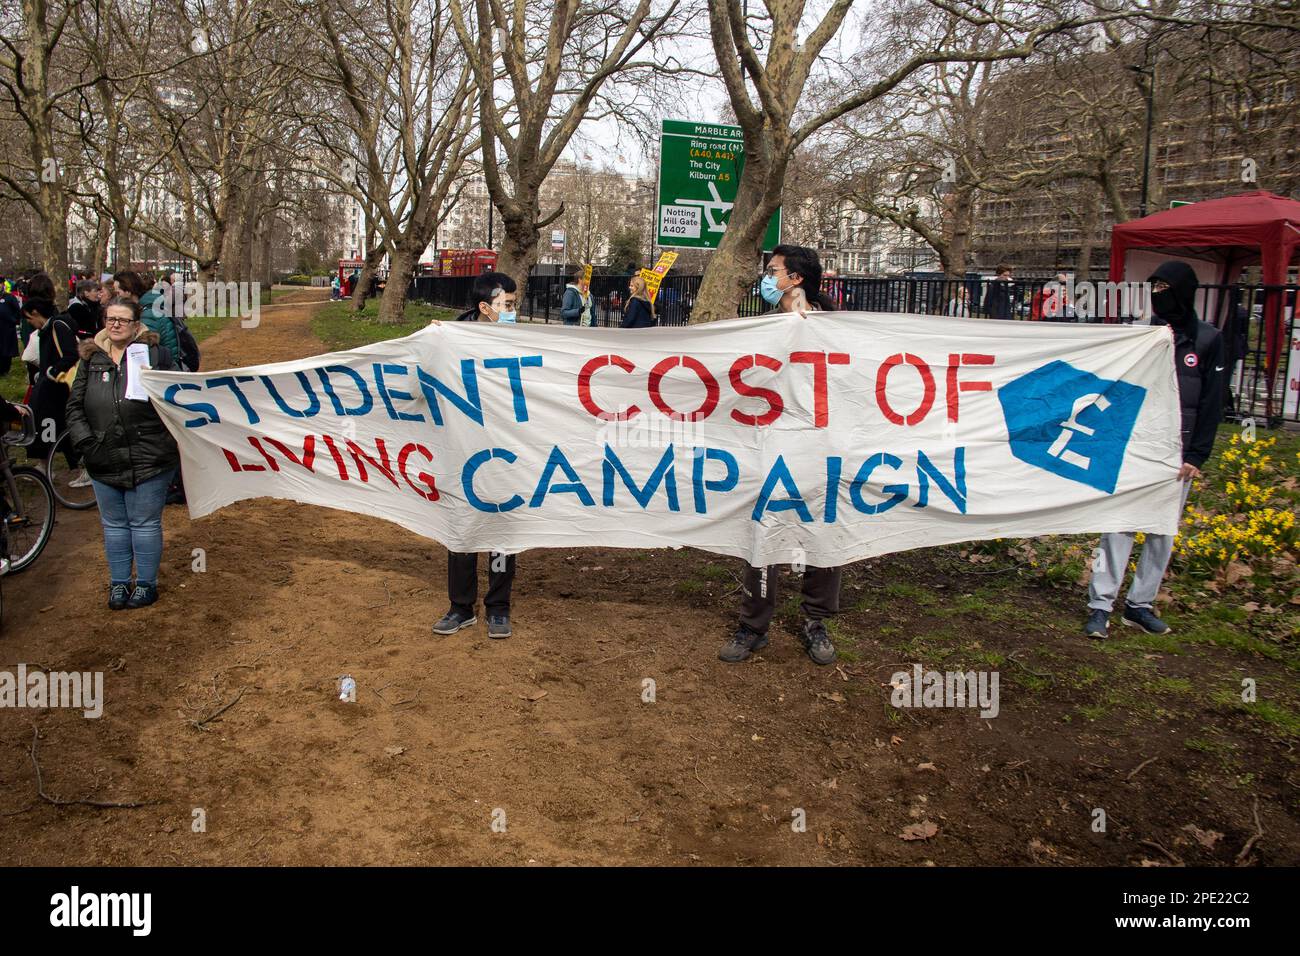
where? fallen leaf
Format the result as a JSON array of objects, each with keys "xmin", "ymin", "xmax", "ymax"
[
  {"xmin": 900, "ymin": 820, "xmax": 939, "ymax": 841},
  {"xmin": 917, "ymin": 761, "xmax": 938, "ymax": 772},
  {"xmin": 39, "ymin": 605, "xmax": 54, "ymax": 613},
  {"xmin": 1224, "ymin": 561, "xmax": 1252, "ymax": 587},
  {"xmin": 1181, "ymin": 824, "xmax": 1223, "ymax": 848},
  {"xmin": 890, "ymin": 735, "xmax": 904, "ymax": 746},
  {"xmin": 751, "ymin": 733, "xmax": 764, "ymax": 742},
  {"xmin": 520, "ymin": 690, "xmax": 547, "ymax": 702},
  {"xmin": 1242, "ymin": 601, "xmax": 1260, "ymax": 613},
  {"xmin": 383, "ymin": 746, "xmax": 406, "ymax": 757}
]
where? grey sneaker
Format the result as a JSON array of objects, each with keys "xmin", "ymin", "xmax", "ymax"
[
  {"xmin": 1084, "ymin": 609, "xmax": 1109, "ymax": 639},
  {"xmin": 719, "ymin": 625, "xmax": 769, "ymax": 663},
  {"xmin": 432, "ymin": 608, "xmax": 477, "ymax": 635},
  {"xmin": 487, "ymin": 614, "xmax": 511, "ymax": 639},
  {"xmin": 800, "ymin": 619, "xmax": 836, "ymax": 665},
  {"xmin": 1123, "ymin": 604, "xmax": 1170, "ymax": 635},
  {"xmin": 108, "ymin": 582, "xmax": 131, "ymax": 611}
]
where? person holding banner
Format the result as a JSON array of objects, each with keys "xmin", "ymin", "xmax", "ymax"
[
  {"xmin": 438, "ymin": 271, "xmax": 520, "ymax": 638},
  {"xmin": 66, "ymin": 297, "xmax": 180, "ymax": 610},
  {"xmin": 1085, "ymin": 261, "xmax": 1224, "ymax": 639},
  {"xmin": 720, "ymin": 245, "xmax": 843, "ymax": 666},
  {"xmin": 620, "ymin": 274, "xmax": 656, "ymax": 328}
]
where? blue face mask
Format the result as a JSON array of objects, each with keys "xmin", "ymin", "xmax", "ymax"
[
  {"xmin": 497, "ymin": 309, "xmax": 517, "ymax": 324},
  {"xmin": 759, "ymin": 274, "xmax": 784, "ymax": 305}
]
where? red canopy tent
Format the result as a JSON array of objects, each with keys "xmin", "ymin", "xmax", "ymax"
[{"xmin": 1109, "ymin": 191, "xmax": 1300, "ymax": 418}]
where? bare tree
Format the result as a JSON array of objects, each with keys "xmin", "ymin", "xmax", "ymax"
[
  {"xmin": 446, "ymin": 0, "xmax": 689, "ymax": 292},
  {"xmin": 307, "ymin": 0, "xmax": 476, "ymax": 323}
]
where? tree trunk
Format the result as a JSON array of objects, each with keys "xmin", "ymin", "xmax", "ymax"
[
  {"xmin": 496, "ymin": 207, "xmax": 540, "ymax": 302},
  {"xmin": 691, "ymin": 149, "xmax": 781, "ymax": 323},
  {"xmin": 943, "ymin": 189, "xmax": 974, "ymax": 279},
  {"xmin": 92, "ymin": 214, "xmax": 111, "ymax": 279},
  {"xmin": 40, "ymin": 181, "xmax": 70, "ymax": 309},
  {"xmin": 351, "ymin": 244, "xmax": 385, "ymax": 312},
  {"xmin": 378, "ymin": 242, "xmax": 417, "ymax": 324},
  {"xmin": 1077, "ymin": 187, "xmax": 1101, "ymax": 278}
]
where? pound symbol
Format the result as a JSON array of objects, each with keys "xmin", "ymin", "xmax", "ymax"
[{"xmin": 1047, "ymin": 393, "xmax": 1110, "ymax": 469}]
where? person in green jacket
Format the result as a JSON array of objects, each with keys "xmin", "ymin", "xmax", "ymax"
[{"xmin": 112, "ymin": 269, "xmax": 178, "ymax": 357}]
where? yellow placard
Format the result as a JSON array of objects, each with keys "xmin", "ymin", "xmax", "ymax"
[{"xmin": 639, "ymin": 251, "xmax": 678, "ymax": 302}]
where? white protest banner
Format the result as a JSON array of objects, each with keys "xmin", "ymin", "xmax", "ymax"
[{"xmin": 141, "ymin": 313, "xmax": 1184, "ymax": 567}]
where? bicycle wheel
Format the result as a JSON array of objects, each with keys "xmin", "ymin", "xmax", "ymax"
[
  {"xmin": 4, "ymin": 465, "xmax": 55, "ymax": 574},
  {"xmin": 46, "ymin": 430, "xmax": 98, "ymax": 510}
]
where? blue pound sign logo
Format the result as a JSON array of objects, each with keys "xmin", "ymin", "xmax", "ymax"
[{"xmin": 998, "ymin": 360, "xmax": 1146, "ymax": 493}]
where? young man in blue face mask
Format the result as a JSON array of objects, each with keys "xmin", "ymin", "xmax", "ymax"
[
  {"xmin": 455, "ymin": 271, "xmax": 517, "ymax": 324},
  {"xmin": 436, "ymin": 272, "xmax": 519, "ymax": 639},
  {"xmin": 721, "ymin": 245, "xmax": 842, "ymax": 666},
  {"xmin": 1084, "ymin": 260, "xmax": 1224, "ymax": 639}
]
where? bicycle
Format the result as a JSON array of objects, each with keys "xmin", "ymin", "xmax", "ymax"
[
  {"xmin": 46, "ymin": 428, "xmax": 98, "ymax": 510},
  {"xmin": 2, "ymin": 406, "xmax": 56, "ymax": 574}
]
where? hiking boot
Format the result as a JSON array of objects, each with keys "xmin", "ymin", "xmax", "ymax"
[
  {"xmin": 487, "ymin": 614, "xmax": 512, "ymax": 639},
  {"xmin": 432, "ymin": 608, "xmax": 477, "ymax": 635},
  {"xmin": 800, "ymin": 619, "xmax": 836, "ymax": 665},
  {"xmin": 108, "ymin": 582, "xmax": 131, "ymax": 610},
  {"xmin": 718, "ymin": 625, "xmax": 769, "ymax": 663},
  {"xmin": 1084, "ymin": 608, "xmax": 1109, "ymax": 639},
  {"xmin": 1122, "ymin": 604, "xmax": 1170, "ymax": 635},
  {"xmin": 125, "ymin": 583, "xmax": 158, "ymax": 609}
]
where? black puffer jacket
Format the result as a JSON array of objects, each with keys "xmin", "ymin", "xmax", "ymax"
[
  {"xmin": 65, "ymin": 327, "xmax": 179, "ymax": 490},
  {"xmin": 1149, "ymin": 261, "xmax": 1224, "ymax": 469}
]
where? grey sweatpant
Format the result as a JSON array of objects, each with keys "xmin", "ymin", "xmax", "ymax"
[{"xmin": 1088, "ymin": 480, "xmax": 1192, "ymax": 612}]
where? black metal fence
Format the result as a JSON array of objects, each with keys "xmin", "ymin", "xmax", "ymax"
[{"xmin": 407, "ymin": 273, "xmax": 1299, "ymax": 424}]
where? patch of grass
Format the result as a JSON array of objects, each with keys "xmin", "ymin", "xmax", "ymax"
[
  {"xmin": 1181, "ymin": 624, "xmax": 1299, "ymax": 669},
  {"xmin": 1211, "ymin": 689, "xmax": 1300, "ymax": 738},
  {"xmin": 1073, "ymin": 664, "xmax": 1104, "ymax": 687},
  {"xmin": 1013, "ymin": 672, "xmax": 1052, "ymax": 692},
  {"xmin": 698, "ymin": 563, "xmax": 731, "ymax": 582},
  {"xmin": 312, "ymin": 298, "xmax": 458, "ymax": 350},
  {"xmin": 881, "ymin": 581, "xmax": 935, "ymax": 606},
  {"xmin": 1144, "ymin": 676, "xmax": 1194, "ymax": 695},
  {"xmin": 1184, "ymin": 736, "xmax": 1235, "ymax": 755},
  {"xmin": 968, "ymin": 648, "xmax": 1005, "ymax": 668}
]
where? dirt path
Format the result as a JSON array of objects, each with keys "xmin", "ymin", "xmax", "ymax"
[{"xmin": 1, "ymin": 299, "xmax": 1296, "ymax": 866}]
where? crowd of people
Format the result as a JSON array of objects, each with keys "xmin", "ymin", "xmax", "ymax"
[{"xmin": 2, "ymin": 268, "xmax": 190, "ymax": 609}]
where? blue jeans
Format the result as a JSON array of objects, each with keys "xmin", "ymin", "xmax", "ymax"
[{"xmin": 91, "ymin": 469, "xmax": 175, "ymax": 587}]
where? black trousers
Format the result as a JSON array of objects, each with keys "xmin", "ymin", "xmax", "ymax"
[
  {"xmin": 448, "ymin": 550, "xmax": 516, "ymax": 616},
  {"xmin": 739, "ymin": 564, "xmax": 842, "ymax": 634}
]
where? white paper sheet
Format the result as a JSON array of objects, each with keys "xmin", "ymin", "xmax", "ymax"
[{"xmin": 124, "ymin": 343, "xmax": 150, "ymax": 401}]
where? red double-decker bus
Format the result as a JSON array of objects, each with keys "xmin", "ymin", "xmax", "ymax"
[{"xmin": 437, "ymin": 248, "xmax": 497, "ymax": 276}]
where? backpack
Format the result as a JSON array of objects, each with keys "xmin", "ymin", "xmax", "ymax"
[{"xmin": 172, "ymin": 313, "xmax": 201, "ymax": 372}]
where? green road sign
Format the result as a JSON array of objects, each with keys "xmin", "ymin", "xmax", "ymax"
[
  {"xmin": 656, "ymin": 119, "xmax": 780, "ymax": 251},
  {"xmin": 1169, "ymin": 200, "xmax": 1193, "ymax": 208}
]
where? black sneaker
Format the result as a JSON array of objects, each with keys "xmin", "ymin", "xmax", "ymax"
[
  {"xmin": 1084, "ymin": 609, "xmax": 1109, "ymax": 639},
  {"xmin": 1122, "ymin": 604, "xmax": 1170, "ymax": 635},
  {"xmin": 487, "ymin": 614, "xmax": 512, "ymax": 639},
  {"xmin": 800, "ymin": 619, "xmax": 836, "ymax": 665},
  {"xmin": 108, "ymin": 583, "xmax": 131, "ymax": 611},
  {"xmin": 718, "ymin": 625, "xmax": 769, "ymax": 663},
  {"xmin": 125, "ymin": 583, "xmax": 158, "ymax": 609},
  {"xmin": 432, "ymin": 608, "xmax": 477, "ymax": 635}
]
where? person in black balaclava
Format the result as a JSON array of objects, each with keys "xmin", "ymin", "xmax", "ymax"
[{"xmin": 1084, "ymin": 260, "xmax": 1225, "ymax": 640}]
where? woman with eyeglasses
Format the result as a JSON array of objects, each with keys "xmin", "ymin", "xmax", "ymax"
[
  {"xmin": 719, "ymin": 244, "xmax": 842, "ymax": 668},
  {"xmin": 65, "ymin": 296, "xmax": 180, "ymax": 610}
]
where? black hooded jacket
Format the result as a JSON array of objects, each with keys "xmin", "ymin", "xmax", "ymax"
[{"xmin": 1149, "ymin": 261, "xmax": 1224, "ymax": 469}]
